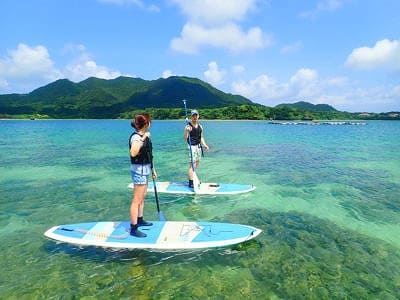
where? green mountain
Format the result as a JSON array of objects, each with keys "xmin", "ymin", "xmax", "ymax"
[
  {"xmin": 1, "ymin": 77, "xmax": 398, "ymax": 120},
  {"xmin": 0, "ymin": 76, "xmax": 253, "ymax": 118},
  {"xmin": 275, "ymin": 101, "xmax": 337, "ymax": 112}
]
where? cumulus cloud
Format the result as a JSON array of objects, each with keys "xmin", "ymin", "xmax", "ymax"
[
  {"xmin": 171, "ymin": 0, "xmax": 257, "ymax": 25},
  {"xmin": 171, "ymin": 22, "xmax": 268, "ymax": 54},
  {"xmin": 62, "ymin": 43, "xmax": 122, "ymax": 81},
  {"xmin": 289, "ymin": 68, "xmax": 320, "ymax": 99},
  {"xmin": 0, "ymin": 43, "xmax": 60, "ymax": 79},
  {"xmin": 290, "ymin": 68, "xmax": 318, "ymax": 86},
  {"xmin": 232, "ymin": 74, "xmax": 289, "ymax": 101},
  {"xmin": 345, "ymin": 39, "xmax": 400, "ymax": 71},
  {"xmin": 232, "ymin": 68, "xmax": 321, "ymax": 105},
  {"xmin": 231, "ymin": 67, "xmax": 400, "ymax": 112},
  {"xmin": 204, "ymin": 61, "xmax": 226, "ymax": 86},
  {"xmin": 170, "ymin": 0, "xmax": 270, "ymax": 54},
  {"xmin": 65, "ymin": 60, "xmax": 121, "ymax": 82},
  {"xmin": 0, "ymin": 43, "xmax": 62, "ymax": 92},
  {"xmin": 0, "ymin": 43, "xmax": 125, "ymax": 93}
]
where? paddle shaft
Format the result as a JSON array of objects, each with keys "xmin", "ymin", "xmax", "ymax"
[
  {"xmin": 152, "ymin": 177, "xmax": 161, "ymax": 213},
  {"xmin": 148, "ymin": 140, "xmax": 166, "ymax": 221}
]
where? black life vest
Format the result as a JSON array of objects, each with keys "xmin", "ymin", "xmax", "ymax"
[
  {"xmin": 129, "ymin": 132, "xmax": 153, "ymax": 165},
  {"xmin": 187, "ymin": 123, "xmax": 202, "ymax": 145}
]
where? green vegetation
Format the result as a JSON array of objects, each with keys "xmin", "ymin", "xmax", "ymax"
[
  {"xmin": 0, "ymin": 76, "xmax": 398, "ymax": 120},
  {"xmin": 120, "ymin": 105, "xmax": 398, "ymax": 121}
]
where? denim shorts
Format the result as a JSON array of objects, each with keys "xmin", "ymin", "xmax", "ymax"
[
  {"xmin": 131, "ymin": 170, "xmax": 148, "ymax": 185},
  {"xmin": 130, "ymin": 164, "xmax": 151, "ymax": 185}
]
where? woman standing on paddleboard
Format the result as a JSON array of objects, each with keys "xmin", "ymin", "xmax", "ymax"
[
  {"xmin": 183, "ymin": 109, "xmax": 209, "ymax": 188},
  {"xmin": 129, "ymin": 113, "xmax": 157, "ymax": 237}
]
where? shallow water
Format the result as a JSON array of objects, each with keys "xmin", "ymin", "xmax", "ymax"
[{"xmin": 1, "ymin": 119, "xmax": 400, "ymax": 299}]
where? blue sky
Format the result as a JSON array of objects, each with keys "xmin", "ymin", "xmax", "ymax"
[{"xmin": 0, "ymin": 0, "xmax": 399, "ymax": 112}]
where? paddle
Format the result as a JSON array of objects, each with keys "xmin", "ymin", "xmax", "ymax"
[
  {"xmin": 149, "ymin": 140, "xmax": 166, "ymax": 221},
  {"xmin": 152, "ymin": 176, "xmax": 166, "ymax": 221},
  {"xmin": 183, "ymin": 99, "xmax": 200, "ymax": 192}
]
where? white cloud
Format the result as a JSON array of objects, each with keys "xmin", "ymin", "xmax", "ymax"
[
  {"xmin": 171, "ymin": 22, "xmax": 269, "ymax": 54},
  {"xmin": 0, "ymin": 43, "xmax": 60, "ymax": 79},
  {"xmin": 171, "ymin": 0, "xmax": 257, "ymax": 25},
  {"xmin": 61, "ymin": 43, "xmax": 123, "ymax": 81},
  {"xmin": 232, "ymin": 68, "xmax": 320, "ymax": 105},
  {"xmin": 204, "ymin": 61, "xmax": 226, "ymax": 86},
  {"xmin": 345, "ymin": 39, "xmax": 400, "ymax": 71},
  {"xmin": 231, "ymin": 67, "xmax": 400, "ymax": 112},
  {"xmin": 65, "ymin": 60, "xmax": 121, "ymax": 82},
  {"xmin": 0, "ymin": 43, "xmax": 62, "ymax": 92},
  {"xmin": 170, "ymin": 0, "xmax": 270, "ymax": 54},
  {"xmin": 0, "ymin": 43, "xmax": 126, "ymax": 93},
  {"xmin": 232, "ymin": 74, "xmax": 289, "ymax": 101},
  {"xmin": 290, "ymin": 68, "xmax": 318, "ymax": 86},
  {"xmin": 300, "ymin": 0, "xmax": 344, "ymax": 18},
  {"xmin": 288, "ymin": 68, "xmax": 320, "ymax": 98},
  {"xmin": 339, "ymin": 85, "xmax": 400, "ymax": 112},
  {"xmin": 162, "ymin": 70, "xmax": 174, "ymax": 78},
  {"xmin": 232, "ymin": 65, "xmax": 245, "ymax": 73}
]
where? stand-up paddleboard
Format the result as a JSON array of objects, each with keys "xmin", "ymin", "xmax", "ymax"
[
  {"xmin": 44, "ymin": 221, "xmax": 262, "ymax": 250},
  {"xmin": 128, "ymin": 182, "xmax": 256, "ymax": 195}
]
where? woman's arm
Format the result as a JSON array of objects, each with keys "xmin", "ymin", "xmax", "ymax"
[
  {"xmin": 130, "ymin": 139, "xmax": 143, "ymax": 157},
  {"xmin": 130, "ymin": 132, "xmax": 150, "ymax": 157}
]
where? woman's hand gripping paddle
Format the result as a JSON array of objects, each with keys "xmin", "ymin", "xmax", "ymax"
[{"xmin": 183, "ymin": 99, "xmax": 200, "ymax": 193}]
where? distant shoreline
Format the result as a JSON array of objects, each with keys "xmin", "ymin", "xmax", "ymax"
[{"xmin": 2, "ymin": 118, "xmax": 398, "ymax": 122}]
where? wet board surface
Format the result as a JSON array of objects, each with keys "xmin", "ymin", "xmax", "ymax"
[
  {"xmin": 128, "ymin": 181, "xmax": 256, "ymax": 195},
  {"xmin": 44, "ymin": 221, "xmax": 262, "ymax": 250}
]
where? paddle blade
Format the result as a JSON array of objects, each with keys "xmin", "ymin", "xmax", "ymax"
[
  {"xmin": 193, "ymin": 171, "xmax": 201, "ymax": 193},
  {"xmin": 158, "ymin": 211, "xmax": 166, "ymax": 221}
]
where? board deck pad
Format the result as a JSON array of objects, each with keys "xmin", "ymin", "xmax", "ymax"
[
  {"xmin": 44, "ymin": 221, "xmax": 262, "ymax": 250},
  {"xmin": 128, "ymin": 181, "xmax": 256, "ymax": 195}
]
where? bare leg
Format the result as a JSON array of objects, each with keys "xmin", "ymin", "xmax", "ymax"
[
  {"xmin": 188, "ymin": 161, "xmax": 199, "ymax": 180},
  {"xmin": 130, "ymin": 184, "xmax": 147, "ymax": 225},
  {"xmin": 130, "ymin": 184, "xmax": 148, "ymax": 237}
]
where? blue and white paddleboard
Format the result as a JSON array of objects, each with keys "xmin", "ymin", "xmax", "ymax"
[
  {"xmin": 44, "ymin": 221, "xmax": 262, "ymax": 250},
  {"xmin": 128, "ymin": 181, "xmax": 256, "ymax": 195}
]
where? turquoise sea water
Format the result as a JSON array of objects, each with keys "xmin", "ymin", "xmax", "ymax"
[{"xmin": 1, "ymin": 119, "xmax": 400, "ymax": 299}]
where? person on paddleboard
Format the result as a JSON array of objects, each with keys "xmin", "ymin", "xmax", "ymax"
[
  {"xmin": 183, "ymin": 109, "xmax": 209, "ymax": 188},
  {"xmin": 129, "ymin": 113, "xmax": 157, "ymax": 237}
]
